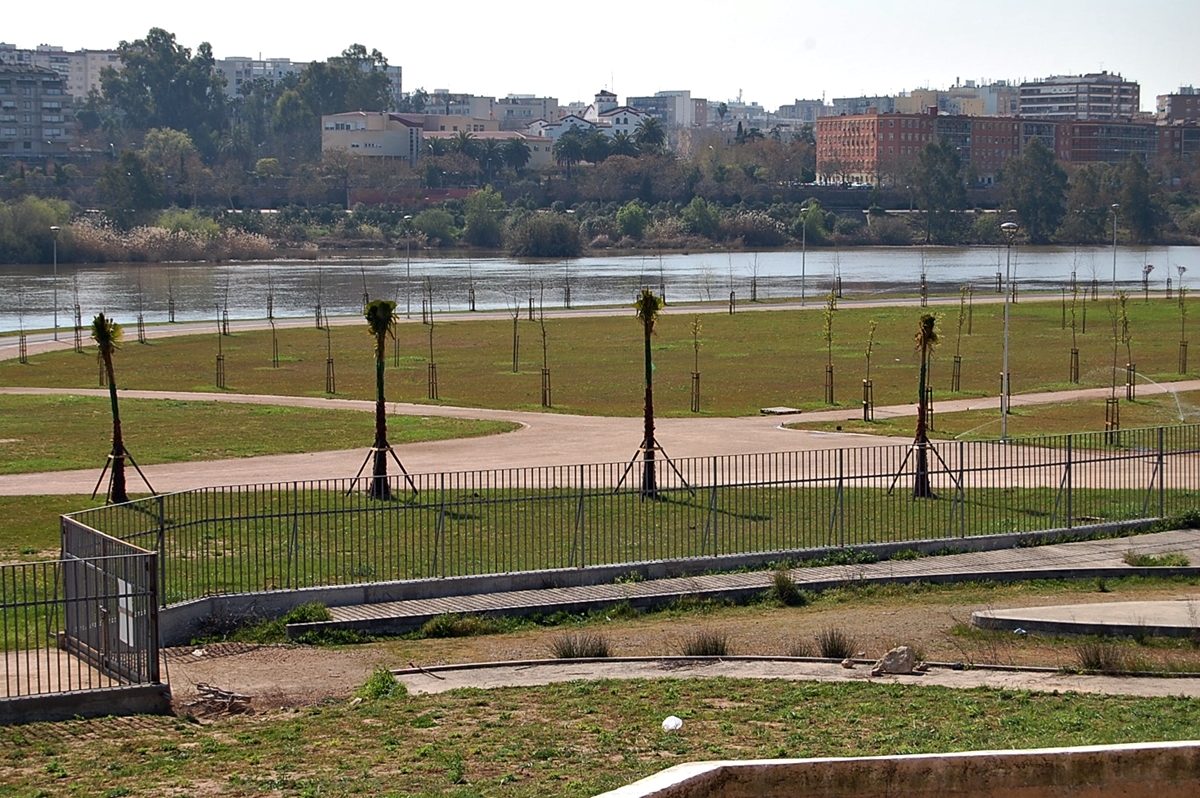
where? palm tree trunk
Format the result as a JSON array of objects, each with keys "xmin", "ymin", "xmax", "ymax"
[
  {"xmin": 913, "ymin": 349, "xmax": 934, "ymax": 499},
  {"xmin": 370, "ymin": 348, "xmax": 391, "ymax": 500},
  {"xmin": 642, "ymin": 326, "xmax": 657, "ymax": 498},
  {"xmin": 104, "ymin": 352, "xmax": 128, "ymax": 504}
]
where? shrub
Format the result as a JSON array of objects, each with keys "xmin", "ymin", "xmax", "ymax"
[
  {"xmin": 412, "ymin": 208, "xmax": 457, "ymax": 246},
  {"xmin": 786, "ymin": 639, "xmax": 815, "ymax": 658},
  {"xmin": 283, "ymin": 603, "xmax": 332, "ymax": 624},
  {"xmin": 815, "ymin": 627, "xmax": 857, "ymax": 659},
  {"xmin": 681, "ymin": 630, "xmax": 730, "ymax": 656},
  {"xmin": 1075, "ymin": 639, "xmax": 1126, "ymax": 674},
  {"xmin": 1123, "ymin": 551, "xmax": 1190, "ymax": 567},
  {"xmin": 771, "ymin": 569, "xmax": 807, "ymax": 607},
  {"xmin": 550, "ymin": 632, "xmax": 611, "ymax": 659},
  {"xmin": 418, "ymin": 613, "xmax": 502, "ymax": 638},
  {"xmin": 616, "ymin": 201, "xmax": 650, "ymax": 239},
  {"xmin": 507, "ymin": 212, "xmax": 583, "ymax": 258},
  {"xmin": 357, "ymin": 667, "xmax": 406, "ymax": 700},
  {"xmin": 722, "ymin": 210, "xmax": 786, "ymax": 247}
]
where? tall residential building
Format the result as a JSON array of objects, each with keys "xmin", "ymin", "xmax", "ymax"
[
  {"xmin": 625, "ymin": 90, "xmax": 699, "ymax": 127},
  {"xmin": 216, "ymin": 56, "xmax": 402, "ymax": 108},
  {"xmin": 0, "ymin": 43, "xmax": 120, "ymax": 99},
  {"xmin": 831, "ymin": 95, "xmax": 895, "ymax": 116},
  {"xmin": 1017, "ymin": 72, "xmax": 1139, "ymax": 121},
  {"xmin": 495, "ymin": 94, "xmax": 559, "ymax": 130},
  {"xmin": 775, "ymin": 99, "xmax": 829, "ymax": 124},
  {"xmin": 1157, "ymin": 87, "xmax": 1200, "ymax": 124},
  {"xmin": 427, "ymin": 91, "xmax": 494, "ymax": 119},
  {"xmin": 0, "ymin": 64, "xmax": 75, "ymax": 157}
]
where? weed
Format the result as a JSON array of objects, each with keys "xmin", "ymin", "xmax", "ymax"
[
  {"xmin": 1123, "ymin": 551, "xmax": 1191, "ymax": 567},
  {"xmin": 771, "ymin": 569, "xmax": 807, "ymax": 606},
  {"xmin": 786, "ymin": 639, "xmax": 815, "ymax": 658},
  {"xmin": 1096, "ymin": 577, "xmax": 1110, "ymax": 593},
  {"xmin": 800, "ymin": 549, "xmax": 879, "ymax": 568},
  {"xmin": 889, "ymin": 548, "xmax": 924, "ymax": 561},
  {"xmin": 602, "ymin": 601, "xmax": 641, "ymax": 621},
  {"xmin": 356, "ymin": 668, "xmax": 406, "ymax": 700},
  {"xmin": 1075, "ymin": 639, "xmax": 1126, "ymax": 674},
  {"xmin": 418, "ymin": 613, "xmax": 504, "ymax": 639},
  {"xmin": 550, "ymin": 632, "xmax": 611, "ymax": 659},
  {"xmin": 283, "ymin": 603, "xmax": 333, "ymax": 624},
  {"xmin": 613, "ymin": 571, "xmax": 645, "ymax": 584},
  {"xmin": 815, "ymin": 626, "xmax": 857, "ymax": 659},
  {"xmin": 294, "ymin": 628, "xmax": 373, "ymax": 646},
  {"xmin": 681, "ymin": 630, "xmax": 730, "ymax": 656}
]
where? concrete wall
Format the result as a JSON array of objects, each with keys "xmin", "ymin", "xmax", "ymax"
[
  {"xmin": 0, "ymin": 684, "xmax": 171, "ymax": 726},
  {"xmin": 597, "ymin": 741, "xmax": 1200, "ymax": 798}
]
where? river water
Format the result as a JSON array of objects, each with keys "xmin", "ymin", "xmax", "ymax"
[{"xmin": 1, "ymin": 245, "xmax": 1197, "ymax": 333}]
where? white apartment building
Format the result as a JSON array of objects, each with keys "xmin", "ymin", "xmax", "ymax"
[{"xmin": 0, "ymin": 43, "xmax": 120, "ymax": 100}]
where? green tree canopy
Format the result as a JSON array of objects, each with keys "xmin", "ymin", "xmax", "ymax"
[
  {"xmin": 97, "ymin": 150, "xmax": 164, "ymax": 229},
  {"xmin": 297, "ymin": 45, "xmax": 393, "ymax": 117},
  {"xmin": 913, "ymin": 139, "xmax": 966, "ymax": 244},
  {"xmin": 1002, "ymin": 138, "xmax": 1068, "ymax": 245},
  {"xmin": 100, "ymin": 28, "xmax": 228, "ymax": 156}
]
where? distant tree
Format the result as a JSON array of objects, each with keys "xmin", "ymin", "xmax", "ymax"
[
  {"xmin": 297, "ymin": 44, "xmax": 393, "ymax": 116},
  {"xmin": 100, "ymin": 28, "xmax": 228, "ymax": 157},
  {"xmin": 502, "ymin": 137, "xmax": 531, "ymax": 173},
  {"xmin": 635, "ymin": 117, "xmax": 667, "ymax": 152},
  {"xmin": 1003, "ymin": 138, "xmax": 1068, "ymax": 244},
  {"xmin": 463, "ymin": 186, "xmax": 506, "ymax": 248},
  {"xmin": 553, "ymin": 128, "xmax": 585, "ymax": 178},
  {"xmin": 610, "ymin": 131, "xmax": 639, "ymax": 158},
  {"xmin": 451, "ymin": 130, "xmax": 478, "ymax": 159},
  {"xmin": 508, "ymin": 213, "xmax": 583, "ymax": 258},
  {"xmin": 395, "ymin": 87, "xmax": 428, "ymax": 113},
  {"xmin": 680, "ymin": 197, "xmax": 721, "ymax": 238},
  {"xmin": 582, "ymin": 130, "xmax": 612, "ymax": 165},
  {"xmin": 616, "ymin": 201, "xmax": 650, "ymax": 239},
  {"xmin": 97, "ymin": 150, "xmax": 164, "ymax": 229},
  {"xmin": 476, "ymin": 139, "xmax": 504, "ymax": 182},
  {"xmin": 91, "ymin": 313, "xmax": 129, "ymax": 504},
  {"xmin": 913, "ymin": 140, "xmax": 966, "ymax": 244},
  {"xmin": 1058, "ymin": 164, "xmax": 1110, "ymax": 244},
  {"xmin": 1121, "ymin": 156, "xmax": 1160, "ymax": 243},
  {"xmin": 412, "ymin": 208, "xmax": 458, "ymax": 245}
]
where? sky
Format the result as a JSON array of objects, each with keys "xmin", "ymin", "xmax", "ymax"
[{"xmin": 5, "ymin": 0, "xmax": 1199, "ymax": 112}]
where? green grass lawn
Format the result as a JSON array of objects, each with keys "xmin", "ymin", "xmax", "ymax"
[
  {"xmin": 790, "ymin": 391, "xmax": 1200, "ymax": 439},
  {"xmin": 2, "ymin": 297, "xmax": 1194, "ymax": 417},
  {"xmin": 0, "ymin": 394, "xmax": 517, "ymax": 475},
  {"xmin": 2, "ymin": 678, "xmax": 1199, "ymax": 797}
]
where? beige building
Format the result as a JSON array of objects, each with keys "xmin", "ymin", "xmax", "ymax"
[
  {"xmin": 321, "ymin": 112, "xmax": 422, "ymax": 164},
  {"xmin": 0, "ymin": 43, "xmax": 120, "ymax": 100},
  {"xmin": 424, "ymin": 129, "xmax": 555, "ymax": 168}
]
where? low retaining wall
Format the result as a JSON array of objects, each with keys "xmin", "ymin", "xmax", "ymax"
[
  {"xmin": 0, "ymin": 684, "xmax": 172, "ymax": 726},
  {"xmin": 158, "ymin": 521, "xmax": 1154, "ymax": 646},
  {"xmin": 597, "ymin": 740, "xmax": 1200, "ymax": 798}
]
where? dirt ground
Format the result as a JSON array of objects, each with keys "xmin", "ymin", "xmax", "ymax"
[{"xmin": 166, "ymin": 582, "xmax": 1200, "ymax": 712}]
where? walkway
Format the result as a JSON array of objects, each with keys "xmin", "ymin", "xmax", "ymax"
[
  {"xmin": 290, "ymin": 528, "xmax": 1200, "ymax": 638},
  {"xmin": 2, "ymin": 378, "xmax": 1197, "ymax": 495}
]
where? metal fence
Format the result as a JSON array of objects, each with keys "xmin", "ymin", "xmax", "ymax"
[
  {"xmin": 64, "ymin": 424, "xmax": 1200, "ymax": 607},
  {"xmin": 1, "ymin": 522, "xmax": 159, "ymax": 698}
]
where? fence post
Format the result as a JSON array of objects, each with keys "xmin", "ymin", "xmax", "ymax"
[
  {"xmin": 838, "ymin": 449, "xmax": 845, "ymax": 549},
  {"xmin": 145, "ymin": 553, "xmax": 161, "ymax": 683},
  {"xmin": 958, "ymin": 440, "xmax": 966, "ymax": 538},
  {"xmin": 1065, "ymin": 434, "xmax": 1073, "ymax": 530},
  {"xmin": 574, "ymin": 464, "xmax": 586, "ymax": 568},
  {"xmin": 157, "ymin": 495, "xmax": 167, "ymax": 607},
  {"xmin": 709, "ymin": 457, "xmax": 719, "ymax": 557},
  {"xmin": 1159, "ymin": 426, "xmax": 1166, "ymax": 519}
]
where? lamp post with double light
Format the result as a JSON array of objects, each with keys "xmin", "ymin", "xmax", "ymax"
[
  {"xmin": 1000, "ymin": 220, "xmax": 1018, "ymax": 441},
  {"xmin": 1110, "ymin": 203, "xmax": 1120, "ymax": 296}
]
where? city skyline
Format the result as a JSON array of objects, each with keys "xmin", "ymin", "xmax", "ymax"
[{"xmin": 4, "ymin": 0, "xmax": 1199, "ymax": 112}]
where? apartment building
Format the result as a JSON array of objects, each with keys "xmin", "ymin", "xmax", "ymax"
[
  {"xmin": 0, "ymin": 43, "xmax": 120, "ymax": 100},
  {"xmin": 216, "ymin": 56, "xmax": 402, "ymax": 108},
  {"xmin": 495, "ymin": 94, "xmax": 559, "ymax": 130},
  {"xmin": 1157, "ymin": 87, "xmax": 1200, "ymax": 124},
  {"xmin": 0, "ymin": 64, "xmax": 74, "ymax": 157},
  {"xmin": 1018, "ymin": 72, "xmax": 1140, "ymax": 121}
]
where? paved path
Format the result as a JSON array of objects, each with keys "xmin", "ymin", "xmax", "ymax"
[
  {"xmin": 2, "ymin": 378, "xmax": 1198, "ymax": 495},
  {"xmin": 298, "ymin": 529, "xmax": 1200, "ymax": 637}
]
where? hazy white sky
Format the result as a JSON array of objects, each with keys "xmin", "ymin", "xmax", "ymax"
[{"xmin": 5, "ymin": 0, "xmax": 1198, "ymax": 111}]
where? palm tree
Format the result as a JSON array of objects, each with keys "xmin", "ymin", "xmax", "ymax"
[
  {"xmin": 502, "ymin": 137, "xmax": 531, "ymax": 173},
  {"xmin": 91, "ymin": 313, "xmax": 128, "ymax": 504},
  {"xmin": 635, "ymin": 289, "xmax": 664, "ymax": 498},
  {"xmin": 610, "ymin": 131, "xmax": 639, "ymax": 158},
  {"xmin": 582, "ymin": 130, "xmax": 611, "ymax": 165},
  {"xmin": 635, "ymin": 117, "xmax": 666, "ymax": 153},
  {"xmin": 913, "ymin": 313, "xmax": 939, "ymax": 498},
  {"xmin": 553, "ymin": 129, "xmax": 584, "ymax": 179},
  {"xmin": 476, "ymin": 139, "xmax": 503, "ymax": 182},
  {"xmin": 451, "ymin": 130, "xmax": 478, "ymax": 159},
  {"xmin": 365, "ymin": 299, "xmax": 398, "ymax": 499},
  {"xmin": 426, "ymin": 137, "xmax": 450, "ymax": 157}
]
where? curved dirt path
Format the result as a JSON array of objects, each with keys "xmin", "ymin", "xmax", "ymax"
[{"xmin": 2, "ymin": 378, "xmax": 1199, "ymax": 495}]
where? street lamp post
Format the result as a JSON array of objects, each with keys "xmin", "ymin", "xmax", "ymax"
[
  {"xmin": 1000, "ymin": 221, "xmax": 1019, "ymax": 441},
  {"xmin": 403, "ymin": 214, "xmax": 413, "ymax": 319},
  {"xmin": 1110, "ymin": 203, "xmax": 1120, "ymax": 296},
  {"xmin": 50, "ymin": 225, "xmax": 60, "ymax": 341}
]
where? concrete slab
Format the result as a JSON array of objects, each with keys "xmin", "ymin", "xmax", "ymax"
[{"xmin": 973, "ymin": 599, "xmax": 1200, "ymax": 638}]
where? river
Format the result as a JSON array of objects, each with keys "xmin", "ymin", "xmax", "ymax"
[{"xmin": 1, "ymin": 245, "xmax": 1197, "ymax": 333}]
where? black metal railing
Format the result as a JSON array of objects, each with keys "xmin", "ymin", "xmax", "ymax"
[{"xmin": 64, "ymin": 425, "xmax": 1200, "ymax": 607}]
